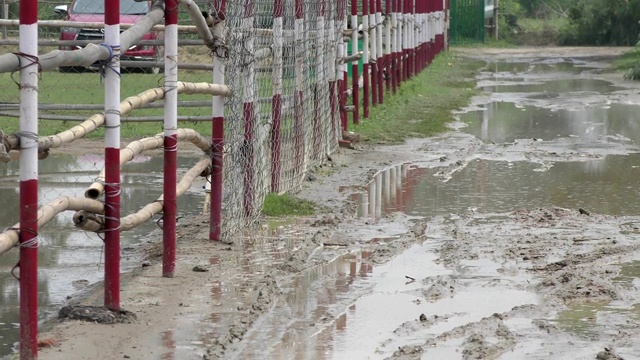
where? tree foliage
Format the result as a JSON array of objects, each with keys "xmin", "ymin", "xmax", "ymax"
[
  {"xmin": 562, "ymin": 0, "xmax": 640, "ymax": 46},
  {"xmin": 500, "ymin": 0, "xmax": 640, "ymax": 46}
]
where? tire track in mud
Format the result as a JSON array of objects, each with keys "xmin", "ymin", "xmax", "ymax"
[
  {"xmin": 201, "ymin": 212, "xmax": 432, "ymax": 359},
  {"xmin": 380, "ymin": 208, "xmax": 640, "ymax": 359}
]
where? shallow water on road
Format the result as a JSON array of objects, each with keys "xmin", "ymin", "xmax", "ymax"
[
  {"xmin": 0, "ymin": 154, "xmax": 206, "ymax": 356},
  {"xmin": 295, "ymin": 58, "xmax": 640, "ymax": 358}
]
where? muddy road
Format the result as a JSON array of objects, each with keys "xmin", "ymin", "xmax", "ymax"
[{"xmin": 38, "ymin": 47, "xmax": 640, "ymax": 360}]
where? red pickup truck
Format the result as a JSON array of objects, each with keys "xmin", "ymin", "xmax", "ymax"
[{"xmin": 55, "ymin": 0, "xmax": 162, "ymax": 73}]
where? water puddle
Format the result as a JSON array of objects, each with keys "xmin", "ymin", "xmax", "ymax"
[
  {"xmin": 484, "ymin": 60, "xmax": 596, "ymax": 75},
  {"xmin": 461, "ymin": 102, "xmax": 640, "ymax": 144},
  {"xmin": 234, "ymin": 238, "xmax": 537, "ymax": 359},
  {"xmin": 553, "ymin": 260, "xmax": 640, "ymax": 340},
  {"xmin": 309, "ymin": 57, "xmax": 640, "ymax": 357},
  {"xmin": 0, "ymin": 154, "xmax": 207, "ymax": 356},
  {"xmin": 482, "ymin": 78, "xmax": 623, "ymax": 94},
  {"xmin": 351, "ymin": 155, "xmax": 640, "ymax": 218}
]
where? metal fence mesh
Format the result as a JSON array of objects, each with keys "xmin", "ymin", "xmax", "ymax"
[{"xmin": 219, "ymin": 0, "xmax": 342, "ymax": 237}]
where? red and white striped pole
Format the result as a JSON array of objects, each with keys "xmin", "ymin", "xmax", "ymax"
[
  {"xmin": 271, "ymin": 0, "xmax": 283, "ymax": 192},
  {"xmin": 328, "ymin": 1, "xmax": 338, "ymax": 141},
  {"xmin": 426, "ymin": 1, "xmax": 430, "ymax": 66},
  {"xmin": 391, "ymin": 0, "xmax": 398, "ymax": 94},
  {"xmin": 398, "ymin": 0, "xmax": 405, "ymax": 85},
  {"xmin": 439, "ymin": 0, "xmax": 445, "ymax": 53},
  {"xmin": 417, "ymin": 0, "xmax": 422, "ymax": 71},
  {"xmin": 18, "ymin": 0, "xmax": 39, "ymax": 355},
  {"xmin": 376, "ymin": 0, "xmax": 383, "ymax": 104},
  {"xmin": 350, "ymin": 0, "xmax": 359, "ymax": 125},
  {"xmin": 408, "ymin": 0, "xmax": 414, "ymax": 79},
  {"xmin": 313, "ymin": 0, "xmax": 325, "ymax": 153},
  {"xmin": 338, "ymin": 0, "xmax": 348, "ymax": 131},
  {"xmin": 104, "ymin": 0, "xmax": 121, "ymax": 311},
  {"xmin": 423, "ymin": 0, "xmax": 428, "ymax": 64},
  {"xmin": 411, "ymin": 0, "xmax": 420, "ymax": 75},
  {"xmin": 294, "ymin": 0, "xmax": 304, "ymax": 173},
  {"xmin": 210, "ymin": 0, "xmax": 225, "ymax": 241},
  {"xmin": 362, "ymin": 0, "xmax": 370, "ymax": 117},
  {"xmin": 243, "ymin": 0, "xmax": 255, "ymax": 216},
  {"xmin": 406, "ymin": 0, "xmax": 412, "ymax": 79},
  {"xmin": 405, "ymin": 0, "xmax": 410, "ymax": 81},
  {"xmin": 384, "ymin": 0, "xmax": 392, "ymax": 92},
  {"xmin": 436, "ymin": 0, "xmax": 440, "ymax": 54},
  {"xmin": 162, "ymin": 0, "xmax": 178, "ymax": 277},
  {"xmin": 369, "ymin": 0, "xmax": 377, "ymax": 109},
  {"xmin": 416, "ymin": 0, "xmax": 422, "ymax": 71},
  {"xmin": 430, "ymin": 0, "xmax": 435, "ymax": 59}
]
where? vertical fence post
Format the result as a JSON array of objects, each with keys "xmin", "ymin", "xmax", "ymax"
[
  {"xmin": 417, "ymin": 0, "xmax": 423, "ymax": 71},
  {"xmin": 437, "ymin": 0, "xmax": 441, "ymax": 57},
  {"xmin": 294, "ymin": 0, "xmax": 305, "ymax": 173},
  {"xmin": 338, "ymin": 0, "xmax": 348, "ymax": 131},
  {"xmin": 398, "ymin": 0, "xmax": 404, "ymax": 85},
  {"xmin": 18, "ymin": 0, "xmax": 38, "ymax": 355},
  {"xmin": 376, "ymin": 0, "xmax": 383, "ymax": 104},
  {"xmin": 210, "ymin": 0, "xmax": 226, "ymax": 241},
  {"xmin": 404, "ymin": 0, "xmax": 411, "ymax": 80},
  {"xmin": 422, "ymin": 1, "xmax": 427, "ymax": 68},
  {"xmin": 271, "ymin": 0, "xmax": 283, "ymax": 192},
  {"xmin": 437, "ymin": 0, "xmax": 443, "ymax": 54},
  {"xmin": 242, "ymin": 0, "xmax": 255, "ymax": 216},
  {"xmin": 362, "ymin": 0, "xmax": 369, "ymax": 118},
  {"xmin": 350, "ymin": 0, "xmax": 359, "ymax": 125},
  {"xmin": 162, "ymin": 0, "xmax": 178, "ymax": 277},
  {"xmin": 391, "ymin": 0, "xmax": 398, "ymax": 94},
  {"xmin": 369, "ymin": 0, "xmax": 376, "ymax": 109},
  {"xmin": 104, "ymin": 0, "xmax": 121, "ymax": 311},
  {"xmin": 328, "ymin": 1, "xmax": 338, "ymax": 142},
  {"xmin": 313, "ymin": 0, "xmax": 325, "ymax": 154},
  {"xmin": 407, "ymin": 0, "xmax": 412, "ymax": 79},
  {"xmin": 429, "ymin": 0, "xmax": 435, "ymax": 62},
  {"xmin": 384, "ymin": 0, "xmax": 392, "ymax": 92}
]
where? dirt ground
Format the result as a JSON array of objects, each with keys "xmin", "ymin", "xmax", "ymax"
[{"xmin": 35, "ymin": 47, "xmax": 640, "ymax": 359}]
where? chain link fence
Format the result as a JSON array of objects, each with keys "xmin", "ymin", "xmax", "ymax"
[{"xmin": 219, "ymin": 0, "xmax": 342, "ymax": 236}]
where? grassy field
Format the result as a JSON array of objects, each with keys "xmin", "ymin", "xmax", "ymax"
[
  {"xmin": 348, "ymin": 51, "xmax": 486, "ymax": 144},
  {"xmin": 0, "ymin": 70, "xmax": 215, "ymax": 139}
]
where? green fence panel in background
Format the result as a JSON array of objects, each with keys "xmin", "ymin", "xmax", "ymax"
[{"xmin": 450, "ymin": 0, "xmax": 485, "ymax": 44}]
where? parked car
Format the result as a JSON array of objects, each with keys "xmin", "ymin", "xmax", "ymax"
[{"xmin": 55, "ymin": 0, "xmax": 162, "ymax": 73}]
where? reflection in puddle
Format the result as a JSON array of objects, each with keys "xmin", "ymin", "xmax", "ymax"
[
  {"xmin": 484, "ymin": 60, "xmax": 595, "ymax": 75},
  {"xmin": 237, "ymin": 240, "xmax": 537, "ymax": 359},
  {"xmin": 462, "ymin": 102, "xmax": 640, "ymax": 144},
  {"xmin": 349, "ymin": 164, "xmax": 427, "ymax": 218},
  {"xmin": 482, "ymin": 78, "xmax": 622, "ymax": 94},
  {"xmin": 0, "ymin": 154, "xmax": 207, "ymax": 356},
  {"xmin": 352, "ymin": 155, "xmax": 640, "ymax": 218}
]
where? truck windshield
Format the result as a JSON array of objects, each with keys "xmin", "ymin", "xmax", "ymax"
[{"xmin": 71, "ymin": 0, "xmax": 149, "ymax": 15}]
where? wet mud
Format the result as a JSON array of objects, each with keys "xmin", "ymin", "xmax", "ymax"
[{"xmin": 35, "ymin": 47, "xmax": 640, "ymax": 360}]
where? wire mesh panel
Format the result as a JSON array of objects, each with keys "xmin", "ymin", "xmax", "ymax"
[{"xmin": 219, "ymin": 0, "xmax": 344, "ymax": 237}]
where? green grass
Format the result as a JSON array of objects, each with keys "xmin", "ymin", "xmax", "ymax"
[
  {"xmin": 612, "ymin": 48, "xmax": 640, "ymax": 80},
  {"xmin": 0, "ymin": 70, "xmax": 214, "ymax": 139},
  {"xmin": 614, "ymin": 48, "xmax": 640, "ymax": 70},
  {"xmin": 348, "ymin": 52, "xmax": 486, "ymax": 144},
  {"xmin": 262, "ymin": 193, "xmax": 316, "ymax": 217}
]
